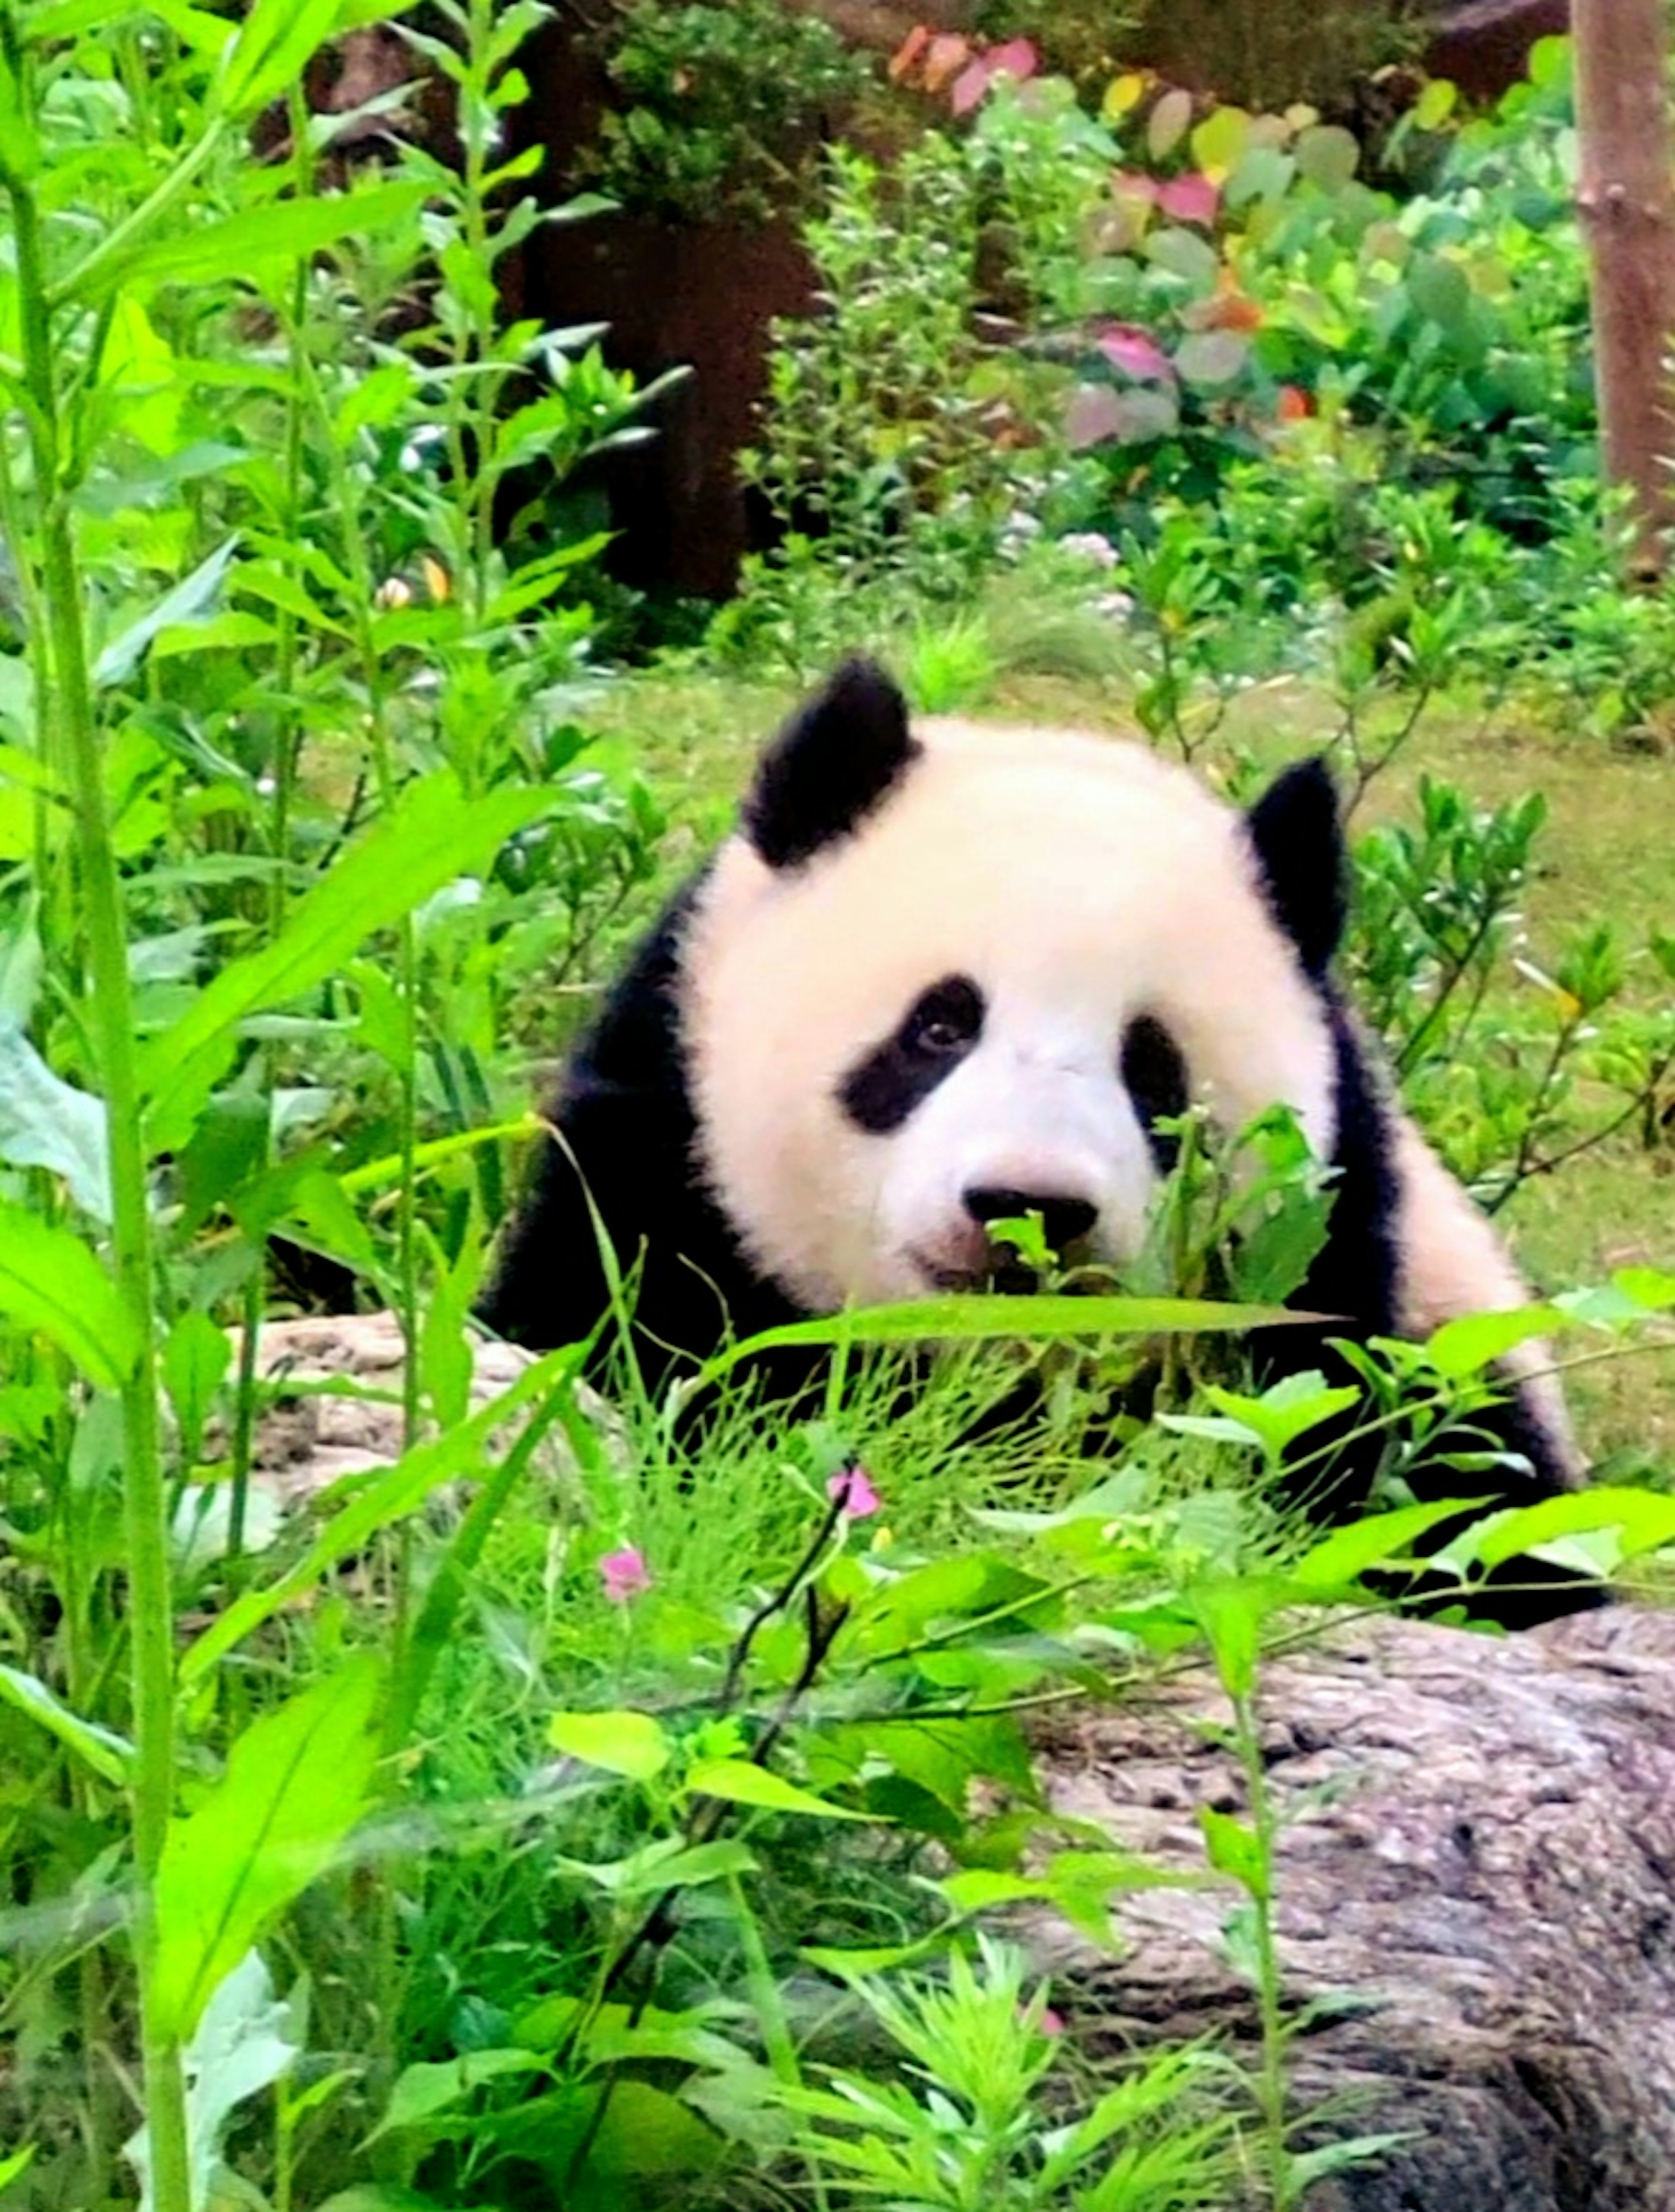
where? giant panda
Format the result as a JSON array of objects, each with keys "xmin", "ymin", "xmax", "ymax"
[{"xmin": 481, "ymin": 659, "xmax": 1595, "ymax": 1621}]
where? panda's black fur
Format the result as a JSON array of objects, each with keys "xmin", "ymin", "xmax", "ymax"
[{"xmin": 481, "ymin": 660, "xmax": 1601, "ymax": 1625}]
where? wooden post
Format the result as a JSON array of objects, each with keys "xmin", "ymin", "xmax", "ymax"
[{"xmin": 1573, "ymin": 0, "xmax": 1675, "ymax": 578}]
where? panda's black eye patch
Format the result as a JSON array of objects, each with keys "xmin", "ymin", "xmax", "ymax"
[
  {"xmin": 1121, "ymin": 1014, "xmax": 1189, "ymax": 1169},
  {"xmin": 839, "ymin": 973, "xmax": 984, "ymax": 1135}
]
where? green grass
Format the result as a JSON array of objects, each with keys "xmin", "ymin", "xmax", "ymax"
[{"xmin": 588, "ymin": 660, "xmax": 1675, "ymax": 1469}]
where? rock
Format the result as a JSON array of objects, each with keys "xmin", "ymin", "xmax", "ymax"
[
  {"xmin": 1023, "ymin": 1606, "xmax": 1675, "ymax": 2210},
  {"xmin": 219, "ymin": 1310, "xmax": 618, "ymax": 1505}
]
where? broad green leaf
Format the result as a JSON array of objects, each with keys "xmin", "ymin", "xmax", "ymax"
[
  {"xmin": 0, "ymin": 1662, "xmax": 134, "ymax": 1785},
  {"xmin": 1427, "ymin": 1304, "xmax": 1565, "ymax": 1376},
  {"xmin": 92, "ymin": 538, "xmax": 239, "ymax": 688},
  {"xmin": 1295, "ymin": 122, "xmax": 1360, "ymax": 190},
  {"xmin": 161, "ymin": 1312, "xmax": 233, "ymax": 1464},
  {"xmin": 1190, "ymin": 106, "xmax": 1249, "ymax": 177},
  {"xmin": 1468, "ymin": 1486, "xmax": 1675, "ymax": 1570},
  {"xmin": 1611, "ymin": 1266, "xmax": 1675, "ymax": 1313},
  {"xmin": 0, "ymin": 2145, "xmax": 36, "ymax": 2190},
  {"xmin": 1414, "ymin": 78, "xmax": 1457, "ymax": 130},
  {"xmin": 588, "ymin": 2080, "xmax": 725, "ymax": 2179},
  {"xmin": 140, "ymin": 772, "xmax": 560, "ymax": 1152},
  {"xmin": 0, "ymin": 1017, "xmax": 110, "ymax": 1219},
  {"xmin": 1189, "ymin": 1577, "xmax": 1285, "ymax": 1699},
  {"xmin": 1198, "ymin": 1807, "xmax": 1267, "ymax": 1898},
  {"xmin": 548, "ymin": 1709, "xmax": 671, "ymax": 1781},
  {"xmin": 180, "ymin": 1344, "xmax": 581, "ymax": 1685},
  {"xmin": 683, "ymin": 1759, "xmax": 872, "ymax": 1822},
  {"xmin": 369, "ymin": 2048, "xmax": 545, "ymax": 2142},
  {"xmin": 1195, "ymin": 1373, "xmax": 1361, "ymax": 1462},
  {"xmin": 0, "ymin": 1200, "xmax": 138, "ymax": 1388},
  {"xmin": 1289, "ymin": 1500, "xmax": 1473, "ymax": 1591},
  {"xmin": 153, "ymin": 1661, "xmax": 384, "ymax": 2037}
]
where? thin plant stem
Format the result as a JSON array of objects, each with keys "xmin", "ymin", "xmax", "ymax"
[
  {"xmin": 2, "ymin": 159, "xmax": 192, "ymax": 2212},
  {"xmin": 1227, "ymin": 1684, "xmax": 1290, "ymax": 2205}
]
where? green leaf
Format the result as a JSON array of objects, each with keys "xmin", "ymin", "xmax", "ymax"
[
  {"xmin": 1468, "ymin": 1486, "xmax": 1675, "ymax": 1570},
  {"xmin": 94, "ymin": 182, "xmax": 426, "ymax": 301},
  {"xmin": 697, "ymin": 1291, "xmax": 1311, "ymax": 1393},
  {"xmin": 180, "ymin": 1345, "xmax": 582, "ymax": 1685},
  {"xmin": 153, "ymin": 1660, "xmax": 384, "ymax": 2038},
  {"xmin": 0, "ymin": 2145, "xmax": 37, "ymax": 2192},
  {"xmin": 683, "ymin": 1759, "xmax": 873, "ymax": 1822},
  {"xmin": 1290, "ymin": 1500, "xmax": 1473, "ymax": 1591},
  {"xmin": 1414, "ymin": 78, "xmax": 1457, "ymax": 130},
  {"xmin": 1294, "ymin": 122, "xmax": 1360, "ymax": 191},
  {"xmin": 0, "ymin": 1663, "xmax": 134, "ymax": 1785},
  {"xmin": 0, "ymin": 1200, "xmax": 139, "ymax": 1388},
  {"xmin": 1174, "ymin": 330, "xmax": 1249, "ymax": 389},
  {"xmin": 1406, "ymin": 251, "xmax": 1472, "ymax": 330},
  {"xmin": 92, "ymin": 539, "xmax": 239, "ymax": 688},
  {"xmin": 0, "ymin": 1017, "xmax": 111, "ymax": 1219},
  {"xmin": 548, "ymin": 1709, "xmax": 672, "ymax": 1782},
  {"xmin": 140, "ymin": 772, "xmax": 560, "ymax": 1152},
  {"xmin": 162, "ymin": 1311, "xmax": 233, "ymax": 1464},
  {"xmin": 369, "ymin": 2049, "xmax": 545, "ymax": 2142},
  {"xmin": 1425, "ymin": 1304, "xmax": 1566, "ymax": 1376},
  {"xmin": 587, "ymin": 2080, "xmax": 725, "ymax": 2179},
  {"xmin": 1198, "ymin": 1807, "xmax": 1268, "ymax": 1898}
]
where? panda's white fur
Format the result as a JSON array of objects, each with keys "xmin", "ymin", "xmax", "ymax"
[{"xmin": 687, "ymin": 717, "xmax": 1338, "ymax": 1311}]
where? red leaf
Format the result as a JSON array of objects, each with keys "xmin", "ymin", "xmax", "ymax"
[
  {"xmin": 950, "ymin": 57, "xmax": 993, "ymax": 115},
  {"xmin": 1096, "ymin": 324, "xmax": 1174, "ymax": 382},
  {"xmin": 986, "ymin": 37, "xmax": 1039, "ymax": 82},
  {"xmin": 1276, "ymin": 384, "xmax": 1313, "ymax": 422},
  {"xmin": 1158, "ymin": 172, "xmax": 1219, "ymax": 226}
]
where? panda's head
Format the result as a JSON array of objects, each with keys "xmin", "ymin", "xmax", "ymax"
[{"xmin": 684, "ymin": 660, "xmax": 1349, "ymax": 1313}]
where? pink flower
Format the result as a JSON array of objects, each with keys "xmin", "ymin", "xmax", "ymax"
[
  {"xmin": 599, "ymin": 1546, "xmax": 651, "ymax": 1604},
  {"xmin": 827, "ymin": 1464, "xmax": 882, "ymax": 1519},
  {"xmin": 1039, "ymin": 2006, "xmax": 1066, "ymax": 2038}
]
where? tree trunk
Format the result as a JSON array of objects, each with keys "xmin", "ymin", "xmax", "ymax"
[{"xmin": 1573, "ymin": 0, "xmax": 1675, "ymax": 577}]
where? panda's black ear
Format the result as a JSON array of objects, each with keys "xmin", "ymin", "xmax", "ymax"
[
  {"xmin": 1245, "ymin": 755, "xmax": 1347, "ymax": 980},
  {"xmin": 743, "ymin": 658, "xmax": 920, "ymax": 870}
]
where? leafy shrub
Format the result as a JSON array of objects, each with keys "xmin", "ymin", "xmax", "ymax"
[{"xmin": 578, "ymin": 0, "xmax": 873, "ymax": 225}]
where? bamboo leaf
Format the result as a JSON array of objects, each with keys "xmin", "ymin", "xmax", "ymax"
[
  {"xmin": 140, "ymin": 773, "xmax": 560, "ymax": 1152},
  {"xmin": 152, "ymin": 1660, "xmax": 384, "ymax": 2038}
]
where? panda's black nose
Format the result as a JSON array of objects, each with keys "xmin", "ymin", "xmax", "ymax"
[{"xmin": 961, "ymin": 1185, "xmax": 1099, "ymax": 1256}]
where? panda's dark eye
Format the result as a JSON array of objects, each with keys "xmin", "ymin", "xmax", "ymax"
[
  {"xmin": 904, "ymin": 976, "xmax": 984, "ymax": 1058},
  {"xmin": 1121, "ymin": 1014, "xmax": 1189, "ymax": 1168},
  {"xmin": 838, "ymin": 973, "xmax": 985, "ymax": 1135}
]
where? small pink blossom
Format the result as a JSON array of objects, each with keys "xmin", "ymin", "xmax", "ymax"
[
  {"xmin": 1039, "ymin": 2006, "xmax": 1066, "ymax": 2038},
  {"xmin": 599, "ymin": 1546, "xmax": 651, "ymax": 1604},
  {"xmin": 827, "ymin": 1464, "xmax": 882, "ymax": 1519}
]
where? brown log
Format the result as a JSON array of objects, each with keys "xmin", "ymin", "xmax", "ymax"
[
  {"xmin": 1573, "ymin": 0, "xmax": 1675, "ymax": 577},
  {"xmin": 1024, "ymin": 1608, "xmax": 1675, "ymax": 2211}
]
